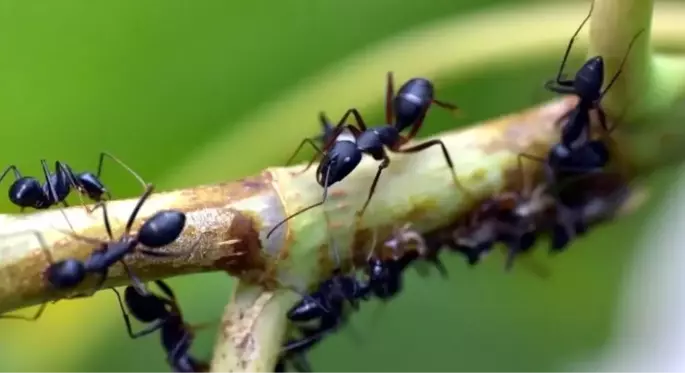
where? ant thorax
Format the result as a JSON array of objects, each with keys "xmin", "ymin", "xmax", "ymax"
[{"xmin": 335, "ymin": 128, "xmax": 356, "ymax": 144}]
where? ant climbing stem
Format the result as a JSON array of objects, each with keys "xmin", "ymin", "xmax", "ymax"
[
  {"xmin": 111, "ymin": 280, "xmax": 210, "ymax": 372},
  {"xmin": 39, "ymin": 183, "xmax": 191, "ymax": 301},
  {"xmin": 269, "ymin": 72, "xmax": 470, "ymax": 237},
  {"xmin": 544, "ymin": 0, "xmax": 645, "ymax": 137}
]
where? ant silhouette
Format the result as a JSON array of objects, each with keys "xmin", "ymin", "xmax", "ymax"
[
  {"xmin": 1, "ymin": 185, "xmax": 189, "ymax": 321},
  {"xmin": 0, "ymin": 152, "xmax": 146, "ymax": 213},
  {"xmin": 45, "ymin": 184, "xmax": 187, "ymax": 293},
  {"xmin": 267, "ymin": 72, "xmax": 465, "ymax": 238},
  {"xmin": 283, "ymin": 236, "xmax": 370, "ymax": 357},
  {"xmin": 112, "ymin": 280, "xmax": 209, "ymax": 372},
  {"xmin": 536, "ymin": 0, "xmax": 645, "ymax": 181}
]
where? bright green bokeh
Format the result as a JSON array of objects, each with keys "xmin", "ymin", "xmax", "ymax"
[{"xmin": 0, "ymin": 0, "xmax": 673, "ymax": 371}]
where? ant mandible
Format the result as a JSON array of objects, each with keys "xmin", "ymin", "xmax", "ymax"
[
  {"xmin": 112, "ymin": 280, "xmax": 209, "ymax": 372},
  {"xmin": 0, "ymin": 152, "xmax": 146, "ymax": 213},
  {"xmin": 267, "ymin": 72, "xmax": 466, "ymax": 238}
]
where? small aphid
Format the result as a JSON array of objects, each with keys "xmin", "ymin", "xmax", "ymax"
[{"xmin": 384, "ymin": 223, "xmax": 448, "ymax": 278}]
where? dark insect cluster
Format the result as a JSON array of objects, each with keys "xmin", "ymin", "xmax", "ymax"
[
  {"xmin": 272, "ymin": 0, "xmax": 636, "ymax": 370},
  {"xmin": 0, "ymin": 155, "xmax": 206, "ymax": 372},
  {"xmin": 0, "ymin": 0, "xmax": 638, "ymax": 371}
]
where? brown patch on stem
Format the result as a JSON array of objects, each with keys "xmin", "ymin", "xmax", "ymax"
[{"xmin": 214, "ymin": 211, "xmax": 267, "ymax": 281}]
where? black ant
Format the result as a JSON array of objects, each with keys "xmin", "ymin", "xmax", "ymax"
[
  {"xmin": 540, "ymin": 0, "xmax": 644, "ymax": 179},
  {"xmin": 267, "ymin": 72, "xmax": 465, "ymax": 238},
  {"xmin": 0, "ymin": 152, "xmax": 146, "ymax": 213},
  {"xmin": 1, "ymin": 185, "xmax": 189, "ymax": 321},
  {"xmin": 283, "ymin": 236, "xmax": 370, "ymax": 357},
  {"xmin": 112, "ymin": 280, "xmax": 209, "ymax": 372}
]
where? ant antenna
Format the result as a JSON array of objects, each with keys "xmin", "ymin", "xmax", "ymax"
[
  {"xmin": 123, "ymin": 184, "xmax": 155, "ymax": 236},
  {"xmin": 97, "ymin": 152, "xmax": 147, "ymax": 193},
  {"xmin": 365, "ymin": 229, "xmax": 379, "ymax": 262},
  {"xmin": 553, "ymin": 0, "xmax": 595, "ymax": 83},
  {"xmin": 599, "ymin": 28, "xmax": 646, "ymax": 100},
  {"xmin": 266, "ymin": 167, "xmax": 332, "ymax": 239}
]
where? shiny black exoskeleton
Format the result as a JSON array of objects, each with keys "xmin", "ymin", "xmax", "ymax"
[
  {"xmin": 543, "ymin": 0, "xmax": 644, "ymax": 183},
  {"xmin": 0, "ymin": 152, "xmax": 146, "ymax": 212},
  {"xmin": 0, "ymin": 160, "xmax": 76, "ymax": 211},
  {"xmin": 365, "ymin": 257, "xmax": 404, "ymax": 300},
  {"xmin": 43, "ymin": 184, "xmax": 186, "ymax": 294},
  {"xmin": 267, "ymin": 72, "xmax": 463, "ymax": 239},
  {"xmin": 112, "ymin": 280, "xmax": 208, "ymax": 372}
]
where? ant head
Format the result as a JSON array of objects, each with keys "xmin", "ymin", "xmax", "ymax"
[
  {"xmin": 75, "ymin": 172, "xmax": 107, "ymax": 200},
  {"xmin": 574, "ymin": 56, "xmax": 604, "ymax": 101},
  {"xmin": 137, "ymin": 210, "xmax": 186, "ymax": 248},
  {"xmin": 316, "ymin": 141, "xmax": 362, "ymax": 187},
  {"xmin": 124, "ymin": 285, "xmax": 171, "ymax": 322},
  {"xmin": 46, "ymin": 259, "xmax": 86, "ymax": 289},
  {"xmin": 548, "ymin": 143, "xmax": 572, "ymax": 169},
  {"xmin": 9, "ymin": 178, "xmax": 44, "ymax": 208}
]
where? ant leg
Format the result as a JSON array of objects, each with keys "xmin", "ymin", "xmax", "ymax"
[
  {"xmin": 266, "ymin": 167, "xmax": 333, "ymax": 239},
  {"xmin": 0, "ymin": 165, "xmax": 22, "ymax": 186},
  {"xmin": 154, "ymin": 280, "xmax": 177, "ymax": 301},
  {"xmin": 40, "ymin": 159, "xmax": 63, "ymax": 207},
  {"xmin": 355, "ymin": 154, "xmax": 390, "ymax": 219},
  {"xmin": 336, "ymin": 108, "xmax": 369, "ymax": 131},
  {"xmin": 600, "ymin": 29, "xmax": 646, "ymax": 100},
  {"xmin": 400, "ymin": 106, "xmax": 428, "ymax": 143},
  {"xmin": 123, "ymin": 184, "xmax": 155, "ymax": 235},
  {"xmin": 544, "ymin": 0, "xmax": 594, "ymax": 93},
  {"xmin": 111, "ymin": 287, "xmax": 165, "ymax": 338},
  {"xmin": 54, "ymin": 161, "xmax": 90, "ymax": 211},
  {"xmin": 385, "ymin": 71, "xmax": 395, "ymax": 125},
  {"xmin": 432, "ymin": 99, "xmax": 459, "ymax": 112},
  {"xmin": 281, "ymin": 330, "xmax": 326, "ymax": 354},
  {"xmin": 0, "ymin": 302, "xmax": 47, "ymax": 322},
  {"xmin": 286, "ymin": 138, "xmax": 324, "ymax": 172},
  {"xmin": 121, "ymin": 261, "xmax": 150, "ymax": 296},
  {"xmin": 96, "ymin": 152, "xmax": 148, "ymax": 197},
  {"xmin": 167, "ymin": 332, "xmax": 192, "ymax": 363},
  {"xmin": 397, "ymin": 139, "xmax": 472, "ymax": 198}
]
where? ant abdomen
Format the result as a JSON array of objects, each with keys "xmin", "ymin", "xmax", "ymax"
[
  {"xmin": 138, "ymin": 210, "xmax": 186, "ymax": 248},
  {"xmin": 288, "ymin": 295, "xmax": 325, "ymax": 322},
  {"xmin": 9, "ymin": 178, "xmax": 44, "ymax": 207},
  {"xmin": 45, "ymin": 259, "xmax": 86, "ymax": 289},
  {"xmin": 574, "ymin": 56, "xmax": 604, "ymax": 102},
  {"xmin": 394, "ymin": 78, "xmax": 434, "ymax": 131},
  {"xmin": 124, "ymin": 286, "xmax": 169, "ymax": 322}
]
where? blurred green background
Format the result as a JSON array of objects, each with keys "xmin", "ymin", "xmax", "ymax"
[{"xmin": 0, "ymin": 0, "xmax": 682, "ymax": 371}]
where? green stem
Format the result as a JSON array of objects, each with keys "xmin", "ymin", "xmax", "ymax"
[{"xmin": 588, "ymin": 0, "xmax": 685, "ymax": 123}]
